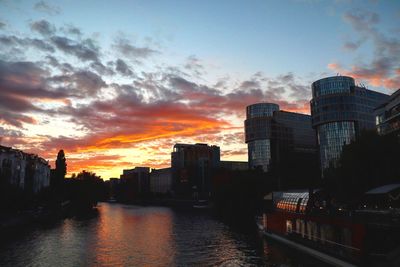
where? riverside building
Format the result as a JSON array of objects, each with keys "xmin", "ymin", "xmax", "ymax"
[
  {"xmin": 244, "ymin": 103, "xmax": 317, "ymax": 188},
  {"xmin": 375, "ymin": 88, "xmax": 400, "ymax": 137},
  {"xmin": 171, "ymin": 143, "xmax": 220, "ymax": 197},
  {"xmin": 0, "ymin": 145, "xmax": 50, "ymax": 193},
  {"xmin": 310, "ymin": 76, "xmax": 389, "ymax": 171}
]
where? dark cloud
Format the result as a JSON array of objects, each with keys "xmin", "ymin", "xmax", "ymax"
[
  {"xmin": 184, "ymin": 55, "xmax": 205, "ymax": 77},
  {"xmin": 48, "ymin": 70, "xmax": 106, "ymax": 97},
  {"xmin": 50, "ymin": 36, "xmax": 99, "ymax": 61},
  {"xmin": 45, "ymin": 55, "xmax": 74, "ymax": 73},
  {"xmin": 34, "ymin": 1, "xmax": 61, "ymax": 15},
  {"xmin": 71, "ymin": 70, "xmax": 107, "ymax": 96},
  {"xmin": 0, "ymin": 21, "xmax": 6, "ymax": 29},
  {"xmin": 61, "ymin": 24, "xmax": 82, "ymax": 36},
  {"xmin": 90, "ymin": 61, "xmax": 115, "ymax": 76},
  {"xmin": 0, "ymin": 35, "xmax": 55, "ymax": 53},
  {"xmin": 343, "ymin": 10, "xmax": 379, "ymax": 32},
  {"xmin": 239, "ymin": 80, "xmax": 260, "ymax": 90},
  {"xmin": 115, "ymin": 59, "xmax": 133, "ymax": 76},
  {"xmin": 343, "ymin": 39, "xmax": 364, "ymax": 51},
  {"xmin": 30, "ymin": 19, "xmax": 56, "ymax": 36},
  {"xmin": 0, "ymin": 59, "xmax": 69, "ymax": 127},
  {"xmin": 331, "ymin": 9, "xmax": 400, "ymax": 89},
  {"xmin": 113, "ymin": 38, "xmax": 158, "ymax": 59}
]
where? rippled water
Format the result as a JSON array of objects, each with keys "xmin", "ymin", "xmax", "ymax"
[{"xmin": 0, "ymin": 203, "xmax": 325, "ymax": 266}]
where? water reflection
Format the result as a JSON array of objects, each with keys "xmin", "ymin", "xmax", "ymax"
[{"xmin": 0, "ymin": 203, "xmax": 325, "ymax": 266}]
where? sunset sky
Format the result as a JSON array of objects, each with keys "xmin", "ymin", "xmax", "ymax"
[{"xmin": 0, "ymin": 0, "xmax": 399, "ymax": 179}]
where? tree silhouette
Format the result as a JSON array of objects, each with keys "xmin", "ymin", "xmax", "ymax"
[
  {"xmin": 323, "ymin": 130, "xmax": 400, "ymax": 203},
  {"xmin": 55, "ymin": 150, "xmax": 67, "ymax": 180}
]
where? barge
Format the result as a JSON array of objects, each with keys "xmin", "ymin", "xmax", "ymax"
[{"xmin": 259, "ymin": 185, "xmax": 400, "ymax": 266}]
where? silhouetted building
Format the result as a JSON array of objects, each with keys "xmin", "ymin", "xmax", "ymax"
[
  {"xmin": 220, "ymin": 160, "xmax": 248, "ymax": 171},
  {"xmin": 171, "ymin": 143, "xmax": 220, "ymax": 197},
  {"xmin": 119, "ymin": 167, "xmax": 150, "ymax": 199},
  {"xmin": 109, "ymin": 178, "xmax": 120, "ymax": 199},
  {"xmin": 375, "ymin": 88, "xmax": 400, "ymax": 137},
  {"xmin": 310, "ymin": 76, "xmax": 389, "ymax": 171},
  {"xmin": 150, "ymin": 168, "xmax": 172, "ymax": 194},
  {"xmin": 0, "ymin": 145, "xmax": 50, "ymax": 193}
]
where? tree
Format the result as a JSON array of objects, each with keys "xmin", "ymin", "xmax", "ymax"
[
  {"xmin": 55, "ymin": 149, "xmax": 67, "ymax": 180},
  {"xmin": 323, "ymin": 130, "xmax": 400, "ymax": 202}
]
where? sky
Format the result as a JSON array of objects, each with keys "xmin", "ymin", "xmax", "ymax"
[{"xmin": 0, "ymin": 0, "xmax": 399, "ymax": 179}]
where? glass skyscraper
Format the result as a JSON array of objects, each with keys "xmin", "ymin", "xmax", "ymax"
[
  {"xmin": 244, "ymin": 103, "xmax": 316, "ymax": 174},
  {"xmin": 310, "ymin": 76, "xmax": 389, "ymax": 171},
  {"xmin": 245, "ymin": 103, "xmax": 279, "ymax": 171}
]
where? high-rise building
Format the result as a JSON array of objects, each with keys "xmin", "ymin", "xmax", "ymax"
[
  {"xmin": 310, "ymin": 76, "xmax": 389, "ymax": 171},
  {"xmin": 171, "ymin": 143, "xmax": 220, "ymax": 197},
  {"xmin": 375, "ymin": 88, "xmax": 400, "ymax": 137},
  {"xmin": 244, "ymin": 103, "xmax": 279, "ymax": 172},
  {"xmin": 245, "ymin": 103, "xmax": 317, "ymax": 172}
]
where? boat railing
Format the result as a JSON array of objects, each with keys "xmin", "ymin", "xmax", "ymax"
[{"xmin": 288, "ymin": 229, "xmax": 361, "ymax": 263}]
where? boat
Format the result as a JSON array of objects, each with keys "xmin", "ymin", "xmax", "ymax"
[{"xmin": 259, "ymin": 187, "xmax": 400, "ymax": 266}]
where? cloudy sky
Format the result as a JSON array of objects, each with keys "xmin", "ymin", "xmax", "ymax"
[{"xmin": 0, "ymin": 0, "xmax": 399, "ymax": 179}]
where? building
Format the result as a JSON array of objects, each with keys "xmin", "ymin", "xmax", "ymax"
[
  {"xmin": 310, "ymin": 76, "xmax": 389, "ymax": 171},
  {"xmin": 0, "ymin": 145, "xmax": 50, "ymax": 193},
  {"xmin": 150, "ymin": 168, "xmax": 172, "ymax": 194},
  {"xmin": 119, "ymin": 167, "xmax": 150, "ymax": 199},
  {"xmin": 244, "ymin": 103, "xmax": 279, "ymax": 172},
  {"xmin": 375, "ymin": 88, "xmax": 400, "ymax": 137},
  {"xmin": 245, "ymin": 103, "xmax": 317, "ymax": 170},
  {"xmin": 219, "ymin": 161, "xmax": 248, "ymax": 171},
  {"xmin": 171, "ymin": 143, "xmax": 220, "ymax": 197}
]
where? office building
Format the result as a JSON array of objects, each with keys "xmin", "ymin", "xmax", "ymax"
[
  {"xmin": 150, "ymin": 167, "xmax": 172, "ymax": 194},
  {"xmin": 171, "ymin": 143, "xmax": 220, "ymax": 197},
  {"xmin": 219, "ymin": 161, "xmax": 248, "ymax": 171},
  {"xmin": 245, "ymin": 103, "xmax": 317, "ymax": 172},
  {"xmin": 120, "ymin": 167, "xmax": 150, "ymax": 198},
  {"xmin": 375, "ymin": 88, "xmax": 400, "ymax": 137},
  {"xmin": 310, "ymin": 76, "xmax": 389, "ymax": 170}
]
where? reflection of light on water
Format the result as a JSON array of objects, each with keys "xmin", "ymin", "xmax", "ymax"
[
  {"xmin": 0, "ymin": 203, "xmax": 320, "ymax": 267},
  {"xmin": 92, "ymin": 203, "xmax": 175, "ymax": 266}
]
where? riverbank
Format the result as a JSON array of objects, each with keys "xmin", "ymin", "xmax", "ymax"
[{"xmin": 0, "ymin": 201, "xmax": 98, "ymax": 235}]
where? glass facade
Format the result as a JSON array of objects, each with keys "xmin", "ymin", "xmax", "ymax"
[
  {"xmin": 245, "ymin": 103, "xmax": 317, "ymax": 173},
  {"xmin": 374, "ymin": 89, "xmax": 400, "ymax": 136},
  {"xmin": 317, "ymin": 121, "xmax": 355, "ymax": 169},
  {"xmin": 246, "ymin": 103, "xmax": 279, "ymax": 119},
  {"xmin": 275, "ymin": 192, "xmax": 309, "ymax": 214},
  {"xmin": 245, "ymin": 103, "xmax": 279, "ymax": 171},
  {"xmin": 248, "ymin": 139, "xmax": 271, "ymax": 171},
  {"xmin": 311, "ymin": 76, "xmax": 389, "ymax": 172},
  {"xmin": 312, "ymin": 76, "xmax": 354, "ymax": 98}
]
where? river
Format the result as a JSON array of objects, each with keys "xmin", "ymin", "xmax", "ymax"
[{"xmin": 0, "ymin": 203, "xmax": 326, "ymax": 266}]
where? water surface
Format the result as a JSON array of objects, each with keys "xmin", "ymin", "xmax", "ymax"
[{"xmin": 0, "ymin": 203, "xmax": 325, "ymax": 266}]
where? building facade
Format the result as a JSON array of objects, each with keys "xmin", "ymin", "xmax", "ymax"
[
  {"xmin": 244, "ymin": 103, "xmax": 279, "ymax": 172},
  {"xmin": 120, "ymin": 167, "xmax": 150, "ymax": 198},
  {"xmin": 0, "ymin": 145, "xmax": 50, "ymax": 193},
  {"xmin": 310, "ymin": 76, "xmax": 389, "ymax": 171},
  {"xmin": 150, "ymin": 167, "xmax": 172, "ymax": 194},
  {"xmin": 245, "ymin": 103, "xmax": 317, "ymax": 172},
  {"xmin": 375, "ymin": 88, "xmax": 400, "ymax": 137},
  {"xmin": 219, "ymin": 161, "xmax": 248, "ymax": 171},
  {"xmin": 171, "ymin": 143, "xmax": 220, "ymax": 197}
]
